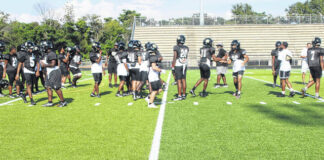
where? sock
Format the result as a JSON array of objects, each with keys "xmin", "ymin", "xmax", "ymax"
[
  {"xmin": 304, "ymin": 87, "xmax": 308, "ymax": 91},
  {"xmin": 238, "ymin": 91, "xmax": 241, "ymax": 95},
  {"xmin": 192, "ymin": 86, "xmax": 196, "ymax": 91},
  {"xmin": 49, "ymin": 101, "xmax": 52, "ymax": 103},
  {"xmin": 282, "ymin": 91, "xmax": 285, "ymax": 95},
  {"xmin": 315, "ymin": 93, "xmax": 319, "ymax": 97},
  {"xmin": 234, "ymin": 82, "xmax": 238, "ymax": 90}
]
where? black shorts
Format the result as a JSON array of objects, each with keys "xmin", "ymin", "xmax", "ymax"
[
  {"xmin": 70, "ymin": 67, "xmax": 81, "ymax": 76},
  {"xmin": 150, "ymin": 80, "xmax": 162, "ymax": 91},
  {"xmin": 130, "ymin": 68, "xmax": 140, "ymax": 81},
  {"xmin": 309, "ymin": 66, "xmax": 322, "ymax": 81},
  {"xmin": 175, "ymin": 66, "xmax": 187, "ymax": 81},
  {"xmin": 199, "ymin": 64, "xmax": 210, "ymax": 79},
  {"xmin": 92, "ymin": 73, "xmax": 102, "ymax": 84},
  {"xmin": 279, "ymin": 71, "xmax": 290, "ymax": 79},
  {"xmin": 108, "ymin": 62, "xmax": 117, "ymax": 74},
  {"xmin": 48, "ymin": 69, "xmax": 62, "ymax": 90},
  {"xmin": 60, "ymin": 66, "xmax": 69, "ymax": 76},
  {"xmin": 7, "ymin": 71, "xmax": 20, "ymax": 86},
  {"xmin": 119, "ymin": 76, "xmax": 127, "ymax": 81},
  {"xmin": 233, "ymin": 71, "xmax": 245, "ymax": 78},
  {"xmin": 140, "ymin": 71, "xmax": 148, "ymax": 82},
  {"xmin": 274, "ymin": 64, "xmax": 280, "ymax": 76},
  {"xmin": 24, "ymin": 73, "xmax": 35, "ymax": 86}
]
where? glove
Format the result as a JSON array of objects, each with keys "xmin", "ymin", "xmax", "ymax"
[{"xmin": 161, "ymin": 69, "xmax": 166, "ymax": 74}]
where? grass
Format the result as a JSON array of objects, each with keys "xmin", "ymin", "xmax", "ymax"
[{"xmin": 0, "ymin": 69, "xmax": 324, "ymax": 159}]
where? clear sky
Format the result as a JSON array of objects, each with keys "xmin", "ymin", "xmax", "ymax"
[{"xmin": 0, "ymin": 0, "xmax": 305, "ymax": 22}]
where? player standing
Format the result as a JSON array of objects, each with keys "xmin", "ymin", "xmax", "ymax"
[
  {"xmin": 106, "ymin": 43, "xmax": 119, "ymax": 88},
  {"xmin": 115, "ymin": 42, "xmax": 129, "ymax": 97},
  {"xmin": 172, "ymin": 35, "xmax": 189, "ymax": 101},
  {"xmin": 70, "ymin": 46, "xmax": 83, "ymax": 88},
  {"xmin": 300, "ymin": 43, "xmax": 312, "ymax": 85},
  {"xmin": 271, "ymin": 41, "xmax": 282, "ymax": 88},
  {"xmin": 89, "ymin": 42, "xmax": 105, "ymax": 98},
  {"xmin": 135, "ymin": 42, "xmax": 151, "ymax": 99},
  {"xmin": 0, "ymin": 41, "xmax": 5, "ymax": 97},
  {"xmin": 128, "ymin": 40, "xmax": 141, "ymax": 100},
  {"xmin": 301, "ymin": 37, "xmax": 324, "ymax": 99},
  {"xmin": 215, "ymin": 43, "xmax": 228, "ymax": 88}
]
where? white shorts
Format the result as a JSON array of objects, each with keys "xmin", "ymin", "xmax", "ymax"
[
  {"xmin": 216, "ymin": 66, "xmax": 228, "ymax": 75},
  {"xmin": 301, "ymin": 61, "xmax": 309, "ymax": 73}
]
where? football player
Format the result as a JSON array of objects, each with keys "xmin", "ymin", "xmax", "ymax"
[
  {"xmin": 271, "ymin": 41, "xmax": 282, "ymax": 88},
  {"xmin": 227, "ymin": 40, "xmax": 249, "ymax": 99},
  {"xmin": 105, "ymin": 43, "xmax": 119, "ymax": 88},
  {"xmin": 16, "ymin": 41, "xmax": 40, "ymax": 105},
  {"xmin": 190, "ymin": 38, "xmax": 218, "ymax": 97},
  {"xmin": 135, "ymin": 42, "xmax": 151, "ymax": 99},
  {"xmin": 128, "ymin": 40, "xmax": 141, "ymax": 100},
  {"xmin": 90, "ymin": 42, "xmax": 105, "ymax": 98},
  {"xmin": 3, "ymin": 46, "xmax": 26, "ymax": 100},
  {"xmin": 172, "ymin": 35, "xmax": 189, "ymax": 101},
  {"xmin": 40, "ymin": 41, "xmax": 67, "ymax": 107},
  {"xmin": 58, "ymin": 46, "xmax": 70, "ymax": 88},
  {"xmin": 70, "ymin": 46, "xmax": 83, "ymax": 88},
  {"xmin": 300, "ymin": 43, "xmax": 313, "ymax": 85},
  {"xmin": 0, "ymin": 41, "xmax": 5, "ymax": 97},
  {"xmin": 115, "ymin": 42, "xmax": 129, "ymax": 97},
  {"xmin": 277, "ymin": 42, "xmax": 295, "ymax": 97},
  {"xmin": 301, "ymin": 37, "xmax": 324, "ymax": 99},
  {"xmin": 32, "ymin": 45, "xmax": 45, "ymax": 93},
  {"xmin": 215, "ymin": 42, "xmax": 228, "ymax": 88}
]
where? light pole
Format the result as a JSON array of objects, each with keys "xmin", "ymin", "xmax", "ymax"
[{"xmin": 200, "ymin": 0, "xmax": 204, "ymax": 25}]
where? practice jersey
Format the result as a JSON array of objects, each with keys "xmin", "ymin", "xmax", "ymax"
[
  {"xmin": 307, "ymin": 47, "xmax": 324, "ymax": 67},
  {"xmin": 19, "ymin": 51, "xmax": 38, "ymax": 73},
  {"xmin": 200, "ymin": 46, "xmax": 215, "ymax": 67},
  {"xmin": 90, "ymin": 52, "xmax": 103, "ymax": 73},
  {"xmin": 300, "ymin": 47, "xmax": 308, "ymax": 61},
  {"xmin": 140, "ymin": 51, "xmax": 150, "ymax": 72},
  {"xmin": 107, "ymin": 48, "xmax": 118, "ymax": 63},
  {"xmin": 278, "ymin": 49, "xmax": 292, "ymax": 71},
  {"xmin": 70, "ymin": 54, "xmax": 82, "ymax": 69},
  {"xmin": 127, "ymin": 50, "xmax": 140, "ymax": 69},
  {"xmin": 148, "ymin": 55, "xmax": 160, "ymax": 82},
  {"xmin": 4, "ymin": 54, "xmax": 18, "ymax": 72},
  {"xmin": 173, "ymin": 44, "xmax": 189, "ymax": 66},
  {"xmin": 59, "ymin": 53, "xmax": 68, "ymax": 68},
  {"xmin": 229, "ymin": 49, "xmax": 247, "ymax": 72},
  {"xmin": 271, "ymin": 48, "xmax": 282, "ymax": 66},
  {"xmin": 116, "ymin": 51, "xmax": 128, "ymax": 76},
  {"xmin": 46, "ymin": 51, "xmax": 59, "ymax": 76},
  {"xmin": 216, "ymin": 48, "xmax": 227, "ymax": 67}
]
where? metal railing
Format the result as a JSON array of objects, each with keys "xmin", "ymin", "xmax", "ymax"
[{"xmin": 135, "ymin": 15, "xmax": 324, "ymax": 27}]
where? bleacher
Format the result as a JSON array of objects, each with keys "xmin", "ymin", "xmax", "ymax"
[{"xmin": 133, "ymin": 25, "xmax": 324, "ymax": 67}]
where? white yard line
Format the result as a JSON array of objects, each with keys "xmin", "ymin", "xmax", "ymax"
[
  {"xmin": 149, "ymin": 71, "xmax": 172, "ymax": 160},
  {"xmin": 292, "ymin": 101, "xmax": 301, "ymax": 104},
  {"xmin": 260, "ymin": 102, "xmax": 267, "ymax": 105},
  {"xmin": 245, "ymin": 76, "xmax": 324, "ymax": 102}
]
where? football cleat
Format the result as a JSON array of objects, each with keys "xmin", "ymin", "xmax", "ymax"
[
  {"xmin": 288, "ymin": 92, "xmax": 295, "ymax": 97},
  {"xmin": 58, "ymin": 101, "xmax": 67, "ymax": 107},
  {"xmin": 223, "ymin": 84, "xmax": 228, "ymax": 88},
  {"xmin": 30, "ymin": 99, "xmax": 36, "ymax": 106},
  {"xmin": 116, "ymin": 93, "xmax": 123, "ymax": 97},
  {"xmin": 190, "ymin": 90, "xmax": 196, "ymax": 97},
  {"xmin": 8, "ymin": 94, "xmax": 16, "ymax": 99},
  {"xmin": 214, "ymin": 84, "xmax": 220, "ymax": 88},
  {"xmin": 109, "ymin": 84, "xmax": 113, "ymax": 88},
  {"xmin": 90, "ymin": 93, "xmax": 96, "ymax": 97},
  {"xmin": 20, "ymin": 93, "xmax": 27, "ymax": 103},
  {"xmin": 277, "ymin": 94, "xmax": 285, "ymax": 97},
  {"xmin": 114, "ymin": 84, "xmax": 119, "ymax": 88},
  {"xmin": 148, "ymin": 103, "xmax": 158, "ymax": 108},
  {"xmin": 173, "ymin": 96, "xmax": 183, "ymax": 101},
  {"xmin": 42, "ymin": 102, "xmax": 54, "ymax": 107}
]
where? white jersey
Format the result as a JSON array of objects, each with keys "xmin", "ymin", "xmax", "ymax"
[
  {"xmin": 278, "ymin": 49, "xmax": 292, "ymax": 72},
  {"xmin": 301, "ymin": 47, "xmax": 308, "ymax": 61},
  {"xmin": 148, "ymin": 67, "xmax": 159, "ymax": 82},
  {"xmin": 91, "ymin": 54, "xmax": 103, "ymax": 73}
]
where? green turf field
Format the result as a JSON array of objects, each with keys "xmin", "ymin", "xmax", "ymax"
[{"xmin": 0, "ymin": 69, "xmax": 323, "ymax": 159}]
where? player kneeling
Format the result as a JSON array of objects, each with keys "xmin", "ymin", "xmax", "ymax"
[
  {"xmin": 277, "ymin": 42, "xmax": 295, "ymax": 97},
  {"xmin": 227, "ymin": 40, "xmax": 249, "ymax": 99},
  {"xmin": 146, "ymin": 44, "xmax": 164, "ymax": 108},
  {"xmin": 190, "ymin": 38, "xmax": 217, "ymax": 97}
]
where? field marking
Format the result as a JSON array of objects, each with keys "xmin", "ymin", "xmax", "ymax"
[
  {"xmin": 226, "ymin": 102, "xmax": 232, "ymax": 105},
  {"xmin": 292, "ymin": 101, "xmax": 300, "ymax": 105},
  {"xmin": 128, "ymin": 102, "xmax": 133, "ymax": 106},
  {"xmin": 193, "ymin": 102, "xmax": 199, "ymax": 106},
  {"xmin": 149, "ymin": 71, "xmax": 172, "ymax": 160},
  {"xmin": 245, "ymin": 76, "xmax": 324, "ymax": 102},
  {"xmin": 95, "ymin": 103, "xmax": 101, "ymax": 106},
  {"xmin": 260, "ymin": 102, "xmax": 267, "ymax": 105}
]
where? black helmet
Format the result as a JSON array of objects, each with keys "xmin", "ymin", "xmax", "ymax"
[
  {"xmin": 0, "ymin": 79, "xmax": 9, "ymax": 89},
  {"xmin": 128, "ymin": 40, "xmax": 135, "ymax": 49},
  {"xmin": 33, "ymin": 45, "xmax": 40, "ymax": 52},
  {"xmin": 20, "ymin": 43, "xmax": 26, "ymax": 51},
  {"xmin": 177, "ymin": 35, "xmax": 186, "ymax": 44},
  {"xmin": 66, "ymin": 46, "xmax": 74, "ymax": 53},
  {"xmin": 92, "ymin": 42, "xmax": 101, "ymax": 52},
  {"xmin": 118, "ymin": 42, "xmax": 126, "ymax": 50},
  {"xmin": 282, "ymin": 41, "xmax": 288, "ymax": 48},
  {"xmin": 145, "ymin": 42, "xmax": 152, "ymax": 50},
  {"xmin": 231, "ymin": 40, "xmax": 240, "ymax": 50},
  {"xmin": 0, "ymin": 41, "xmax": 5, "ymax": 52},
  {"xmin": 275, "ymin": 41, "xmax": 282, "ymax": 47},
  {"xmin": 40, "ymin": 41, "xmax": 54, "ymax": 50},
  {"xmin": 148, "ymin": 43, "xmax": 158, "ymax": 52},
  {"xmin": 25, "ymin": 41, "xmax": 35, "ymax": 50},
  {"xmin": 133, "ymin": 40, "xmax": 142, "ymax": 48},
  {"xmin": 203, "ymin": 38, "xmax": 213, "ymax": 47},
  {"xmin": 312, "ymin": 37, "xmax": 321, "ymax": 47}
]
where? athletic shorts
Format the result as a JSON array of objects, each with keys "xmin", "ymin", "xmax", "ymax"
[
  {"xmin": 108, "ymin": 62, "xmax": 117, "ymax": 74},
  {"xmin": 309, "ymin": 66, "xmax": 322, "ymax": 81},
  {"xmin": 92, "ymin": 73, "xmax": 102, "ymax": 84},
  {"xmin": 200, "ymin": 64, "xmax": 211, "ymax": 79},
  {"xmin": 70, "ymin": 68, "xmax": 81, "ymax": 76},
  {"xmin": 60, "ymin": 66, "xmax": 69, "ymax": 76},
  {"xmin": 233, "ymin": 71, "xmax": 244, "ymax": 78},
  {"xmin": 216, "ymin": 66, "xmax": 228, "ymax": 75},
  {"xmin": 150, "ymin": 80, "xmax": 162, "ymax": 91},
  {"xmin": 279, "ymin": 71, "xmax": 290, "ymax": 79},
  {"xmin": 140, "ymin": 71, "xmax": 148, "ymax": 82},
  {"xmin": 119, "ymin": 76, "xmax": 127, "ymax": 81},
  {"xmin": 24, "ymin": 73, "xmax": 35, "ymax": 85},
  {"xmin": 47, "ymin": 69, "xmax": 62, "ymax": 90},
  {"xmin": 129, "ymin": 68, "xmax": 140, "ymax": 81},
  {"xmin": 7, "ymin": 71, "xmax": 21, "ymax": 86},
  {"xmin": 175, "ymin": 66, "xmax": 187, "ymax": 81}
]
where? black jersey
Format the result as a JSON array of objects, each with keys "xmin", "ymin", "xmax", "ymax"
[
  {"xmin": 200, "ymin": 46, "xmax": 215, "ymax": 65},
  {"xmin": 115, "ymin": 51, "xmax": 128, "ymax": 64},
  {"xmin": 229, "ymin": 49, "xmax": 247, "ymax": 61},
  {"xmin": 59, "ymin": 53, "xmax": 68, "ymax": 68},
  {"xmin": 271, "ymin": 48, "xmax": 282, "ymax": 66},
  {"xmin": 19, "ymin": 51, "xmax": 38, "ymax": 71},
  {"xmin": 70, "ymin": 54, "xmax": 82, "ymax": 68},
  {"xmin": 46, "ymin": 51, "xmax": 58, "ymax": 67},
  {"xmin": 216, "ymin": 48, "xmax": 227, "ymax": 66},
  {"xmin": 4, "ymin": 54, "xmax": 18, "ymax": 71},
  {"xmin": 89, "ymin": 52, "xmax": 101, "ymax": 64},
  {"xmin": 140, "ymin": 51, "xmax": 150, "ymax": 61},
  {"xmin": 107, "ymin": 48, "xmax": 118, "ymax": 63},
  {"xmin": 149, "ymin": 54, "xmax": 159, "ymax": 67},
  {"xmin": 307, "ymin": 47, "xmax": 324, "ymax": 67},
  {"xmin": 173, "ymin": 44, "xmax": 189, "ymax": 65},
  {"xmin": 127, "ymin": 50, "xmax": 140, "ymax": 66}
]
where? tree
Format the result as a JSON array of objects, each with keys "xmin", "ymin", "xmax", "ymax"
[
  {"xmin": 286, "ymin": 0, "xmax": 324, "ymax": 15},
  {"xmin": 118, "ymin": 10, "xmax": 141, "ymax": 41}
]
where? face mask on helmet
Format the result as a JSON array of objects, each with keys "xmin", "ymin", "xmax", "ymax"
[
  {"xmin": 313, "ymin": 37, "xmax": 322, "ymax": 47},
  {"xmin": 177, "ymin": 35, "xmax": 186, "ymax": 44}
]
